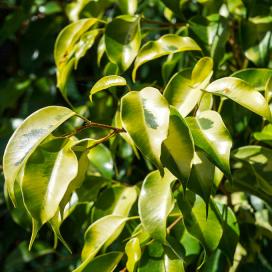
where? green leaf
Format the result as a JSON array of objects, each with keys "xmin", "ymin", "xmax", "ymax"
[
  {"xmin": 231, "ymin": 68, "xmax": 272, "ymax": 90},
  {"xmin": 92, "ymin": 185, "xmax": 137, "ymax": 221},
  {"xmin": 231, "ymin": 145, "xmax": 272, "ymax": 205},
  {"xmin": 105, "ymin": 15, "xmax": 141, "ymax": 71},
  {"xmin": 82, "ymin": 252, "xmax": 123, "ymax": 272},
  {"xmin": 3, "ymin": 106, "xmax": 75, "ymax": 204},
  {"xmin": 161, "ymin": 106, "xmax": 194, "ymax": 185},
  {"xmin": 206, "ymin": 77, "xmax": 272, "ymax": 121},
  {"xmin": 139, "ymin": 169, "xmax": 176, "ymax": 242},
  {"xmin": 89, "ymin": 75, "xmax": 127, "ymax": 102},
  {"xmin": 97, "ymin": 35, "xmax": 106, "ymax": 66},
  {"xmin": 74, "ymin": 215, "xmax": 127, "ymax": 272},
  {"xmin": 121, "ymin": 87, "xmax": 170, "ymax": 172},
  {"xmin": 21, "ymin": 137, "xmax": 78, "ymax": 224},
  {"xmin": 187, "ymin": 151, "xmax": 215, "ymax": 206},
  {"xmin": 254, "ymin": 124, "xmax": 272, "ymax": 146},
  {"xmin": 163, "ymin": 57, "xmax": 213, "ymax": 117},
  {"xmin": 119, "ymin": 0, "xmax": 137, "ymax": 15},
  {"xmin": 133, "ymin": 34, "xmax": 201, "ymax": 81},
  {"xmin": 54, "ymin": 18, "xmax": 101, "ymax": 98},
  {"xmin": 125, "ymin": 238, "xmax": 141, "ymax": 272},
  {"xmin": 186, "ymin": 110, "xmax": 232, "ymax": 177},
  {"xmin": 87, "ymin": 144, "xmax": 114, "ymax": 179},
  {"xmin": 217, "ymin": 204, "xmax": 239, "ymax": 263},
  {"xmin": 177, "ymin": 190, "xmax": 223, "ymax": 253}
]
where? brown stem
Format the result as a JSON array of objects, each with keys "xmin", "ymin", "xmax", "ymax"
[
  {"xmin": 87, "ymin": 130, "xmax": 118, "ymax": 150},
  {"xmin": 167, "ymin": 215, "xmax": 183, "ymax": 233}
]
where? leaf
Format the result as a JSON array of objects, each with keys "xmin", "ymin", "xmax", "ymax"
[
  {"xmin": 125, "ymin": 238, "xmax": 141, "ymax": 272},
  {"xmin": 161, "ymin": 106, "xmax": 194, "ymax": 185},
  {"xmin": 230, "ymin": 145, "xmax": 272, "ymax": 205},
  {"xmin": 121, "ymin": 87, "xmax": 170, "ymax": 172},
  {"xmin": 254, "ymin": 124, "xmax": 272, "ymax": 146},
  {"xmin": 105, "ymin": 15, "xmax": 141, "ymax": 71},
  {"xmin": 231, "ymin": 68, "xmax": 272, "ymax": 90},
  {"xmin": 163, "ymin": 57, "xmax": 213, "ymax": 117},
  {"xmin": 89, "ymin": 75, "xmax": 127, "ymax": 102},
  {"xmin": 97, "ymin": 35, "xmax": 106, "ymax": 66},
  {"xmin": 133, "ymin": 34, "xmax": 201, "ymax": 81},
  {"xmin": 82, "ymin": 252, "xmax": 123, "ymax": 272},
  {"xmin": 217, "ymin": 204, "xmax": 239, "ymax": 263},
  {"xmin": 3, "ymin": 106, "xmax": 75, "ymax": 204},
  {"xmin": 119, "ymin": 0, "xmax": 137, "ymax": 15},
  {"xmin": 21, "ymin": 137, "xmax": 78, "ymax": 224},
  {"xmin": 177, "ymin": 190, "xmax": 223, "ymax": 253},
  {"xmin": 186, "ymin": 110, "xmax": 232, "ymax": 177},
  {"xmin": 87, "ymin": 144, "xmax": 114, "ymax": 179},
  {"xmin": 206, "ymin": 77, "xmax": 272, "ymax": 121},
  {"xmin": 54, "ymin": 18, "xmax": 101, "ymax": 97},
  {"xmin": 187, "ymin": 151, "xmax": 215, "ymax": 206},
  {"xmin": 92, "ymin": 185, "xmax": 138, "ymax": 221},
  {"xmin": 139, "ymin": 169, "xmax": 176, "ymax": 242},
  {"xmin": 74, "ymin": 215, "xmax": 127, "ymax": 272}
]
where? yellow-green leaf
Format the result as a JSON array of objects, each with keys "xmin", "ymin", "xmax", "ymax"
[
  {"xmin": 3, "ymin": 106, "xmax": 75, "ymax": 204},
  {"xmin": 121, "ymin": 87, "xmax": 170, "ymax": 172},
  {"xmin": 125, "ymin": 238, "xmax": 141, "ymax": 272},
  {"xmin": 89, "ymin": 75, "xmax": 127, "ymax": 102},
  {"xmin": 133, "ymin": 34, "xmax": 201, "ymax": 81}
]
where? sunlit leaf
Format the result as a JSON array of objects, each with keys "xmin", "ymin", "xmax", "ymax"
[
  {"xmin": 125, "ymin": 238, "xmax": 141, "ymax": 272},
  {"xmin": 119, "ymin": 0, "xmax": 137, "ymax": 15}
]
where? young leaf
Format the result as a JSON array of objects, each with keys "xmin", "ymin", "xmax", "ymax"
[
  {"xmin": 121, "ymin": 87, "xmax": 170, "ymax": 172},
  {"xmin": 161, "ymin": 106, "xmax": 194, "ymax": 185},
  {"xmin": 186, "ymin": 110, "xmax": 232, "ymax": 177},
  {"xmin": 21, "ymin": 137, "xmax": 78, "ymax": 224},
  {"xmin": 177, "ymin": 190, "xmax": 223, "ymax": 253},
  {"xmin": 74, "ymin": 215, "xmax": 127, "ymax": 272},
  {"xmin": 139, "ymin": 169, "xmax": 176, "ymax": 242},
  {"xmin": 133, "ymin": 34, "xmax": 201, "ymax": 81},
  {"xmin": 81, "ymin": 252, "xmax": 124, "ymax": 272},
  {"xmin": 89, "ymin": 75, "xmax": 127, "ymax": 102},
  {"xmin": 3, "ymin": 106, "xmax": 75, "ymax": 204},
  {"xmin": 105, "ymin": 15, "xmax": 141, "ymax": 71},
  {"xmin": 125, "ymin": 238, "xmax": 141, "ymax": 272},
  {"xmin": 206, "ymin": 77, "xmax": 272, "ymax": 121}
]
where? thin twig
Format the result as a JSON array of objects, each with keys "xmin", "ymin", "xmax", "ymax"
[{"xmin": 167, "ymin": 215, "xmax": 183, "ymax": 233}]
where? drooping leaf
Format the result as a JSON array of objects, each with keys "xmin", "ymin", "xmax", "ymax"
[
  {"xmin": 139, "ymin": 169, "xmax": 176, "ymax": 242},
  {"xmin": 121, "ymin": 87, "xmax": 170, "ymax": 172},
  {"xmin": 163, "ymin": 57, "xmax": 213, "ymax": 117},
  {"xmin": 206, "ymin": 77, "xmax": 272, "ymax": 121},
  {"xmin": 74, "ymin": 215, "xmax": 127, "ymax": 272},
  {"xmin": 3, "ymin": 106, "xmax": 75, "ymax": 204},
  {"xmin": 186, "ymin": 110, "xmax": 232, "ymax": 177},
  {"xmin": 21, "ymin": 137, "xmax": 78, "ymax": 224},
  {"xmin": 232, "ymin": 68, "xmax": 272, "ymax": 90},
  {"xmin": 105, "ymin": 15, "xmax": 141, "ymax": 71},
  {"xmin": 89, "ymin": 75, "xmax": 127, "ymax": 102},
  {"xmin": 92, "ymin": 185, "xmax": 137, "ymax": 221},
  {"xmin": 82, "ymin": 252, "xmax": 123, "ymax": 272},
  {"xmin": 133, "ymin": 34, "xmax": 201, "ymax": 81},
  {"xmin": 177, "ymin": 190, "xmax": 223, "ymax": 253},
  {"xmin": 161, "ymin": 106, "xmax": 194, "ymax": 185},
  {"xmin": 125, "ymin": 238, "xmax": 141, "ymax": 272},
  {"xmin": 187, "ymin": 151, "xmax": 215, "ymax": 206}
]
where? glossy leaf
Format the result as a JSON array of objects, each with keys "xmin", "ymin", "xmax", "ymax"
[
  {"xmin": 74, "ymin": 215, "xmax": 127, "ymax": 272},
  {"xmin": 206, "ymin": 77, "xmax": 272, "ymax": 121},
  {"xmin": 3, "ymin": 106, "xmax": 75, "ymax": 204},
  {"xmin": 82, "ymin": 252, "xmax": 123, "ymax": 272},
  {"xmin": 119, "ymin": 0, "xmax": 137, "ymax": 15},
  {"xmin": 178, "ymin": 190, "xmax": 223, "ymax": 253},
  {"xmin": 125, "ymin": 238, "xmax": 141, "ymax": 272},
  {"xmin": 186, "ymin": 110, "xmax": 232, "ymax": 177},
  {"xmin": 121, "ymin": 87, "xmax": 170, "ymax": 172},
  {"xmin": 163, "ymin": 57, "xmax": 213, "ymax": 117},
  {"xmin": 161, "ymin": 106, "xmax": 194, "ymax": 185},
  {"xmin": 92, "ymin": 185, "xmax": 137, "ymax": 221},
  {"xmin": 105, "ymin": 15, "xmax": 141, "ymax": 71},
  {"xmin": 232, "ymin": 68, "xmax": 272, "ymax": 90},
  {"xmin": 89, "ymin": 75, "xmax": 126, "ymax": 102},
  {"xmin": 139, "ymin": 169, "xmax": 176, "ymax": 242},
  {"xmin": 133, "ymin": 34, "xmax": 201, "ymax": 81},
  {"xmin": 21, "ymin": 137, "xmax": 78, "ymax": 224}
]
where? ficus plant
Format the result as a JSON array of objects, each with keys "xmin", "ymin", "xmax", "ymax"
[{"xmin": 2, "ymin": 0, "xmax": 272, "ymax": 271}]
